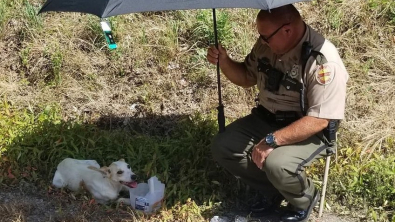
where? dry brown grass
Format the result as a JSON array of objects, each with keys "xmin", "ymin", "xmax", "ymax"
[
  {"xmin": 0, "ymin": 0, "xmax": 394, "ymax": 220},
  {"xmin": 0, "ymin": 203, "xmax": 27, "ymax": 222},
  {"xmin": 301, "ymin": 1, "xmax": 395, "ymax": 155},
  {"xmin": 1, "ymin": 0, "xmax": 394, "ymax": 152},
  {"xmin": 1, "ymin": 4, "xmax": 258, "ymax": 123}
]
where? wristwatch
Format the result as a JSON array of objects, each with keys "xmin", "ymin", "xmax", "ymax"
[{"xmin": 265, "ymin": 133, "xmax": 279, "ymax": 148}]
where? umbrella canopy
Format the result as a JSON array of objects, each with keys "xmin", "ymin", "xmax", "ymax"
[{"xmin": 39, "ymin": 0, "xmax": 311, "ymax": 18}]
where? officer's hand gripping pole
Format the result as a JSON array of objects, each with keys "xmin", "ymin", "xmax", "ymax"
[{"xmin": 213, "ymin": 8, "xmax": 225, "ymax": 133}]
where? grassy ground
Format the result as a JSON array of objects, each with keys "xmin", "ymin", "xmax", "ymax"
[{"xmin": 0, "ymin": 0, "xmax": 395, "ymax": 221}]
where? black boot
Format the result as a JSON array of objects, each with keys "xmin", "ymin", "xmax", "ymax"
[
  {"xmin": 250, "ymin": 194, "xmax": 284, "ymax": 217},
  {"xmin": 280, "ymin": 190, "xmax": 320, "ymax": 222}
]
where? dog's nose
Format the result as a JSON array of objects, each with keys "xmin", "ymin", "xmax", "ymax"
[{"xmin": 131, "ymin": 174, "xmax": 137, "ymax": 181}]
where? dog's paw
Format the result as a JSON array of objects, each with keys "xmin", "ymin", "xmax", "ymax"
[
  {"xmin": 117, "ymin": 197, "xmax": 131, "ymax": 205},
  {"xmin": 52, "ymin": 170, "xmax": 66, "ymax": 188}
]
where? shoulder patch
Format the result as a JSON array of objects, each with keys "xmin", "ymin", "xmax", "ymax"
[{"xmin": 315, "ymin": 64, "xmax": 334, "ymax": 85}]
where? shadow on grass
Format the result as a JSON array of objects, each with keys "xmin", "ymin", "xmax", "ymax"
[{"xmin": 0, "ymin": 108, "xmax": 255, "ymax": 221}]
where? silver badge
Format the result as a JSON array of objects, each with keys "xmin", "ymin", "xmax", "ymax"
[{"xmin": 289, "ymin": 64, "xmax": 299, "ymax": 78}]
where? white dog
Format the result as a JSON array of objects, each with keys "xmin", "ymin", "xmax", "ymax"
[{"xmin": 52, "ymin": 158, "xmax": 137, "ymax": 204}]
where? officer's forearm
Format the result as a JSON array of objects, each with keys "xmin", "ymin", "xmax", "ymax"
[
  {"xmin": 220, "ymin": 58, "xmax": 256, "ymax": 88},
  {"xmin": 273, "ymin": 116, "xmax": 329, "ymax": 146}
]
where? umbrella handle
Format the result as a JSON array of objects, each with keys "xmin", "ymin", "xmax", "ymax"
[{"xmin": 212, "ymin": 8, "xmax": 225, "ymax": 133}]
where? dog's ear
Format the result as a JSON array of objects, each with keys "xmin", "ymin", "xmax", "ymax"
[
  {"xmin": 101, "ymin": 166, "xmax": 111, "ymax": 174},
  {"xmin": 88, "ymin": 166, "xmax": 109, "ymax": 177},
  {"xmin": 119, "ymin": 158, "xmax": 125, "ymax": 162}
]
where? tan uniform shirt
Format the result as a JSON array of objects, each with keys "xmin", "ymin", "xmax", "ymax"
[{"xmin": 244, "ymin": 24, "xmax": 349, "ymax": 119}]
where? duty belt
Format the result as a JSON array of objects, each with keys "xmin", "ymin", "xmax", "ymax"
[{"xmin": 252, "ymin": 105, "xmax": 300, "ymax": 127}]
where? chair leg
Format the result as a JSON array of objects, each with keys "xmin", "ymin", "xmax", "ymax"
[{"xmin": 319, "ymin": 155, "xmax": 331, "ymax": 217}]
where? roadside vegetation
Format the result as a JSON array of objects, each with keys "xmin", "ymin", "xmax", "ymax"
[{"xmin": 0, "ymin": 0, "xmax": 394, "ymax": 221}]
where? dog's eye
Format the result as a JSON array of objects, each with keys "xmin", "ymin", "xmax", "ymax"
[
  {"xmin": 117, "ymin": 170, "xmax": 123, "ymax": 174},
  {"xmin": 108, "ymin": 170, "xmax": 111, "ymax": 174},
  {"xmin": 127, "ymin": 165, "xmax": 130, "ymax": 169}
]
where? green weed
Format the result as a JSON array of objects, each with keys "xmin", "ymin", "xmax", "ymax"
[
  {"xmin": 167, "ymin": 20, "xmax": 181, "ymax": 49},
  {"xmin": 85, "ymin": 16, "xmax": 109, "ymax": 48},
  {"xmin": 140, "ymin": 28, "xmax": 149, "ymax": 45},
  {"xmin": 320, "ymin": 144, "xmax": 395, "ymax": 220},
  {"xmin": 327, "ymin": 4, "xmax": 344, "ymax": 30},
  {"xmin": 348, "ymin": 155, "xmax": 395, "ymax": 209},
  {"xmin": 192, "ymin": 10, "xmax": 235, "ymax": 48},
  {"xmin": 186, "ymin": 48, "xmax": 214, "ymax": 87},
  {"xmin": 23, "ymin": 0, "xmax": 42, "ymax": 29},
  {"xmin": 41, "ymin": 46, "xmax": 63, "ymax": 86},
  {"xmin": 20, "ymin": 46, "xmax": 31, "ymax": 67},
  {"xmin": 51, "ymin": 49, "xmax": 63, "ymax": 85},
  {"xmin": 368, "ymin": 0, "xmax": 395, "ymax": 24},
  {"xmin": 0, "ymin": 101, "xmax": 238, "ymax": 210},
  {"xmin": 0, "ymin": 0, "xmax": 7, "ymax": 34}
]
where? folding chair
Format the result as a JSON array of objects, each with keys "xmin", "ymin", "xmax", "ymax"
[{"xmin": 318, "ymin": 120, "xmax": 339, "ymax": 217}]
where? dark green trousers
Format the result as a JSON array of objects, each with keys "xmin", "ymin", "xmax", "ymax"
[{"xmin": 211, "ymin": 109, "xmax": 327, "ymax": 210}]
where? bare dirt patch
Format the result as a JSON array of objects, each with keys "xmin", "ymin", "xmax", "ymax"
[{"xmin": 0, "ymin": 182, "xmax": 359, "ymax": 222}]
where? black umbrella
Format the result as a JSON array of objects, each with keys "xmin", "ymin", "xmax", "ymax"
[{"xmin": 38, "ymin": 0, "xmax": 312, "ymax": 133}]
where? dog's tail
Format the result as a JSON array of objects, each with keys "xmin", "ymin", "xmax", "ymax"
[{"xmin": 52, "ymin": 170, "xmax": 66, "ymax": 188}]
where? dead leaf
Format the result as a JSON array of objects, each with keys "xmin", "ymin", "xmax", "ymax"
[{"xmin": 7, "ymin": 167, "xmax": 15, "ymax": 179}]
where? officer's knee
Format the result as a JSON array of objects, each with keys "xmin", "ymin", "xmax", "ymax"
[{"xmin": 265, "ymin": 156, "xmax": 289, "ymax": 185}]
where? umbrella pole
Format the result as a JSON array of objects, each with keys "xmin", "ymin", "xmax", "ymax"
[{"xmin": 212, "ymin": 8, "xmax": 225, "ymax": 133}]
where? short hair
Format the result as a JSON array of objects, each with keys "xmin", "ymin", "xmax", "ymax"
[{"xmin": 257, "ymin": 4, "xmax": 302, "ymax": 26}]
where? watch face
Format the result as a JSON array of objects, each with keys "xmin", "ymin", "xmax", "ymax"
[{"xmin": 266, "ymin": 134, "xmax": 275, "ymax": 144}]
